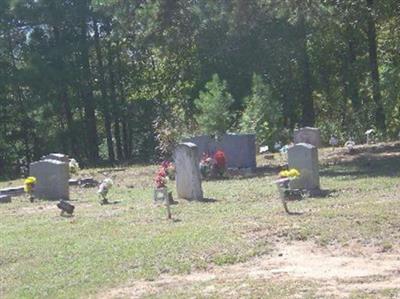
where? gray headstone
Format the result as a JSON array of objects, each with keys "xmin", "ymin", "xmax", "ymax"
[
  {"xmin": 41, "ymin": 153, "xmax": 69, "ymax": 163},
  {"xmin": 288, "ymin": 143, "xmax": 320, "ymax": 190},
  {"xmin": 294, "ymin": 127, "xmax": 321, "ymax": 148},
  {"xmin": 30, "ymin": 159, "xmax": 69, "ymax": 200},
  {"xmin": 184, "ymin": 133, "xmax": 256, "ymax": 169},
  {"xmin": 175, "ymin": 142, "xmax": 203, "ymax": 200}
]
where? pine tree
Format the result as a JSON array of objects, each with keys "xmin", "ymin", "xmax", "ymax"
[
  {"xmin": 240, "ymin": 74, "xmax": 282, "ymax": 145},
  {"xmin": 195, "ymin": 74, "xmax": 235, "ymax": 136}
]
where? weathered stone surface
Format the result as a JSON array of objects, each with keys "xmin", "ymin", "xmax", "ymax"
[
  {"xmin": 41, "ymin": 153, "xmax": 69, "ymax": 163},
  {"xmin": 30, "ymin": 159, "xmax": 69, "ymax": 200},
  {"xmin": 175, "ymin": 143, "xmax": 203, "ymax": 200},
  {"xmin": 0, "ymin": 186, "xmax": 24, "ymax": 196},
  {"xmin": 288, "ymin": 143, "xmax": 320, "ymax": 190},
  {"xmin": 184, "ymin": 133, "xmax": 256, "ymax": 169},
  {"xmin": 0, "ymin": 194, "xmax": 11, "ymax": 203},
  {"xmin": 294, "ymin": 127, "xmax": 321, "ymax": 148}
]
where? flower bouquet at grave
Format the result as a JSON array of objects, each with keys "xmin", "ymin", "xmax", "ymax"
[
  {"xmin": 24, "ymin": 176, "xmax": 37, "ymax": 202},
  {"xmin": 98, "ymin": 178, "xmax": 113, "ymax": 204},
  {"xmin": 275, "ymin": 168, "xmax": 302, "ymax": 214},
  {"xmin": 154, "ymin": 166, "xmax": 175, "ymax": 205},
  {"xmin": 155, "ymin": 167, "xmax": 168, "ymax": 189},
  {"xmin": 199, "ymin": 153, "xmax": 215, "ymax": 179},
  {"xmin": 213, "ymin": 150, "xmax": 226, "ymax": 177},
  {"xmin": 161, "ymin": 160, "xmax": 175, "ymax": 180},
  {"xmin": 69, "ymin": 158, "xmax": 80, "ymax": 175}
]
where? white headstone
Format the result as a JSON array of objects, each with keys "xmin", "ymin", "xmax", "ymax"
[
  {"xmin": 294, "ymin": 127, "xmax": 321, "ymax": 148},
  {"xmin": 288, "ymin": 143, "xmax": 320, "ymax": 190},
  {"xmin": 30, "ymin": 159, "xmax": 69, "ymax": 200},
  {"xmin": 175, "ymin": 143, "xmax": 203, "ymax": 200}
]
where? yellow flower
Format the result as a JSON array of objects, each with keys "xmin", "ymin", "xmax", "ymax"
[
  {"xmin": 279, "ymin": 170, "xmax": 290, "ymax": 177},
  {"xmin": 279, "ymin": 169, "xmax": 300, "ymax": 178},
  {"xmin": 24, "ymin": 177, "xmax": 37, "ymax": 193},
  {"xmin": 288, "ymin": 168, "xmax": 300, "ymax": 177}
]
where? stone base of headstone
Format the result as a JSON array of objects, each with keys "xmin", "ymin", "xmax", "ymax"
[
  {"xmin": 0, "ymin": 186, "xmax": 24, "ymax": 197},
  {"xmin": 0, "ymin": 194, "xmax": 11, "ymax": 203}
]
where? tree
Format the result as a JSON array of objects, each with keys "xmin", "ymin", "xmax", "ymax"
[
  {"xmin": 195, "ymin": 74, "xmax": 235, "ymax": 136},
  {"xmin": 240, "ymin": 74, "xmax": 283, "ymax": 145}
]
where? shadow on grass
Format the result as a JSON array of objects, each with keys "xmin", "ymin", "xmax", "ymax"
[
  {"xmin": 100, "ymin": 200, "xmax": 121, "ymax": 205},
  {"xmin": 307, "ymin": 189, "xmax": 338, "ymax": 199},
  {"xmin": 201, "ymin": 197, "xmax": 218, "ymax": 203},
  {"xmin": 204, "ymin": 165, "xmax": 282, "ymax": 182},
  {"xmin": 320, "ymin": 155, "xmax": 400, "ymax": 179}
]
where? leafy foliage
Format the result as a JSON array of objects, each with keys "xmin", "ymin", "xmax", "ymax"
[
  {"xmin": 240, "ymin": 74, "xmax": 283, "ymax": 146},
  {"xmin": 195, "ymin": 74, "xmax": 235, "ymax": 136}
]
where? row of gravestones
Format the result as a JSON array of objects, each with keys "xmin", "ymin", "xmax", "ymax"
[
  {"xmin": 1, "ymin": 128, "xmax": 319, "ymax": 203},
  {"xmin": 174, "ymin": 139, "xmax": 320, "ymax": 203}
]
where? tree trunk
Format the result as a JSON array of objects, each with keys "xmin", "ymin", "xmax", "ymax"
[
  {"xmin": 93, "ymin": 16, "xmax": 115, "ymax": 162},
  {"xmin": 116, "ymin": 47, "xmax": 131, "ymax": 160},
  {"xmin": 366, "ymin": 0, "xmax": 385, "ymax": 131},
  {"xmin": 107, "ymin": 43, "xmax": 123, "ymax": 161},
  {"xmin": 79, "ymin": 0, "xmax": 99, "ymax": 162},
  {"xmin": 297, "ymin": 10, "xmax": 315, "ymax": 127}
]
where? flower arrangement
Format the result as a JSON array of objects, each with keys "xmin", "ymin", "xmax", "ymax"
[
  {"xmin": 345, "ymin": 139, "xmax": 356, "ymax": 153},
  {"xmin": 199, "ymin": 153, "xmax": 215, "ymax": 179},
  {"xmin": 279, "ymin": 168, "xmax": 300, "ymax": 179},
  {"xmin": 155, "ymin": 167, "xmax": 168, "ymax": 189},
  {"xmin": 275, "ymin": 168, "xmax": 302, "ymax": 214},
  {"xmin": 69, "ymin": 158, "xmax": 80, "ymax": 174},
  {"xmin": 161, "ymin": 160, "xmax": 175, "ymax": 180},
  {"xmin": 98, "ymin": 178, "xmax": 113, "ymax": 204},
  {"xmin": 24, "ymin": 176, "xmax": 36, "ymax": 202},
  {"xmin": 213, "ymin": 150, "xmax": 226, "ymax": 176}
]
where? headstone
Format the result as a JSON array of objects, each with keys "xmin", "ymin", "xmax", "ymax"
[
  {"xmin": 0, "ymin": 194, "xmax": 11, "ymax": 203},
  {"xmin": 294, "ymin": 127, "xmax": 321, "ymax": 148},
  {"xmin": 41, "ymin": 153, "xmax": 69, "ymax": 163},
  {"xmin": 288, "ymin": 143, "xmax": 320, "ymax": 190},
  {"xmin": 30, "ymin": 159, "xmax": 69, "ymax": 200},
  {"xmin": 184, "ymin": 133, "xmax": 256, "ymax": 169},
  {"xmin": 175, "ymin": 142, "xmax": 203, "ymax": 200}
]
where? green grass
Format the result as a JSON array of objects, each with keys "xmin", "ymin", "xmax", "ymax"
[{"xmin": 1, "ymin": 146, "xmax": 400, "ymax": 298}]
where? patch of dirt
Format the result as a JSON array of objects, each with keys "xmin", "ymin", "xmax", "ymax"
[{"xmin": 97, "ymin": 241, "xmax": 400, "ymax": 298}]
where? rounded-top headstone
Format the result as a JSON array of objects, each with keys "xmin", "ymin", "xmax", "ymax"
[
  {"xmin": 288, "ymin": 143, "xmax": 320, "ymax": 190},
  {"xmin": 294, "ymin": 127, "xmax": 321, "ymax": 148},
  {"xmin": 175, "ymin": 142, "xmax": 203, "ymax": 201}
]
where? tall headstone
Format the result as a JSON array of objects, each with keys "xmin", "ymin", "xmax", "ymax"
[
  {"xmin": 175, "ymin": 142, "xmax": 203, "ymax": 200},
  {"xmin": 30, "ymin": 159, "xmax": 69, "ymax": 200},
  {"xmin": 288, "ymin": 143, "xmax": 320, "ymax": 190},
  {"xmin": 294, "ymin": 127, "xmax": 321, "ymax": 148},
  {"xmin": 41, "ymin": 153, "xmax": 69, "ymax": 163}
]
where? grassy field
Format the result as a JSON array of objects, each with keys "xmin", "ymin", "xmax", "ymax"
[{"xmin": 1, "ymin": 144, "xmax": 400, "ymax": 298}]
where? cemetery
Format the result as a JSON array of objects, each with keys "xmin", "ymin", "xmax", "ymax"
[
  {"xmin": 1, "ymin": 1, "xmax": 399, "ymax": 297},
  {"xmin": 1, "ymin": 135, "xmax": 400, "ymax": 298}
]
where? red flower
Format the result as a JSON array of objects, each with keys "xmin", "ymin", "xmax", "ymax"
[{"xmin": 214, "ymin": 150, "xmax": 226, "ymax": 169}]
